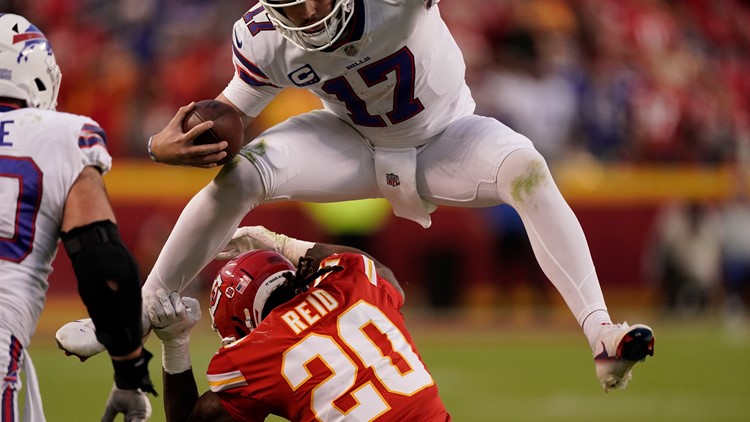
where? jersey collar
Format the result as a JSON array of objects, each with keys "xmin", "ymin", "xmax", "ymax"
[{"xmin": 0, "ymin": 102, "xmax": 22, "ymax": 112}]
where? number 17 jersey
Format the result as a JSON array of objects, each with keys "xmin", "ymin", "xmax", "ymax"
[{"xmin": 224, "ymin": 0, "xmax": 475, "ymax": 148}]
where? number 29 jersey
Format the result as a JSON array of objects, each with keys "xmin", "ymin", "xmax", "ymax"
[
  {"xmin": 224, "ymin": 0, "xmax": 475, "ymax": 148},
  {"xmin": 0, "ymin": 108, "xmax": 111, "ymax": 346},
  {"xmin": 206, "ymin": 253, "xmax": 450, "ymax": 422}
]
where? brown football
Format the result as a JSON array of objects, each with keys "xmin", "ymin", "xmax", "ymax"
[{"xmin": 182, "ymin": 100, "xmax": 243, "ymax": 165}]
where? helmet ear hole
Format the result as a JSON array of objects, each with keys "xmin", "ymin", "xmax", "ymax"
[
  {"xmin": 261, "ymin": 284, "xmax": 293, "ymax": 322},
  {"xmin": 34, "ymin": 78, "xmax": 47, "ymax": 92}
]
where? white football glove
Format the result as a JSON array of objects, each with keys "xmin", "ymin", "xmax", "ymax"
[
  {"xmin": 216, "ymin": 225, "xmax": 313, "ymax": 261},
  {"xmin": 101, "ymin": 384, "xmax": 152, "ymax": 422},
  {"xmin": 146, "ymin": 290, "xmax": 201, "ymax": 373}
]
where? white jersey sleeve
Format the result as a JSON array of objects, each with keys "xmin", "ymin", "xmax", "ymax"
[
  {"xmin": 0, "ymin": 108, "xmax": 111, "ymax": 346},
  {"xmin": 222, "ymin": 10, "xmax": 282, "ymax": 117}
]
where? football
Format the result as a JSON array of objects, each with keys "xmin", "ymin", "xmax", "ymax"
[{"xmin": 182, "ymin": 99, "xmax": 244, "ymax": 165}]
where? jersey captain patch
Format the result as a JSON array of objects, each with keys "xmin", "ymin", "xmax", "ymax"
[{"xmin": 288, "ymin": 64, "xmax": 320, "ymax": 87}]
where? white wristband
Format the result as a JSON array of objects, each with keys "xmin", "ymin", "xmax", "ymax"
[
  {"xmin": 161, "ymin": 342, "xmax": 191, "ymax": 374},
  {"xmin": 279, "ymin": 238, "xmax": 315, "ymax": 263}
]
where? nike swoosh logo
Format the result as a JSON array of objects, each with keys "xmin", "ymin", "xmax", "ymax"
[{"xmin": 234, "ymin": 29, "xmax": 243, "ymax": 48}]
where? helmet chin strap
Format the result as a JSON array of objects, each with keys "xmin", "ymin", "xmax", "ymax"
[
  {"xmin": 299, "ymin": 17, "xmax": 340, "ymax": 48},
  {"xmin": 243, "ymin": 308, "xmax": 253, "ymax": 330},
  {"xmin": 261, "ymin": 0, "xmax": 354, "ymax": 52},
  {"xmin": 220, "ymin": 336, "xmax": 238, "ymax": 347}
]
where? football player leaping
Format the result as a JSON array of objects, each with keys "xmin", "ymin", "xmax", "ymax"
[{"xmin": 61, "ymin": 0, "xmax": 654, "ymax": 392}]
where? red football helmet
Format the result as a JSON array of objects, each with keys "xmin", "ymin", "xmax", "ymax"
[{"xmin": 209, "ymin": 250, "xmax": 295, "ymax": 343}]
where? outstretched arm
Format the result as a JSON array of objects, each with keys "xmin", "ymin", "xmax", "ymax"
[
  {"xmin": 149, "ymin": 291, "xmax": 267, "ymax": 421},
  {"xmin": 146, "ymin": 291, "xmax": 209, "ymax": 421},
  {"xmin": 61, "ymin": 166, "xmax": 157, "ymax": 407},
  {"xmin": 218, "ymin": 226, "xmax": 404, "ymax": 299}
]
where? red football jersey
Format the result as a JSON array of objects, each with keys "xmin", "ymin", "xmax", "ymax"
[{"xmin": 206, "ymin": 253, "xmax": 450, "ymax": 422}]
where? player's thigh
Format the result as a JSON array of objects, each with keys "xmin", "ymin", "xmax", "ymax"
[
  {"xmin": 417, "ymin": 115, "xmax": 534, "ymax": 207},
  {"xmin": 243, "ymin": 110, "xmax": 380, "ymax": 202}
]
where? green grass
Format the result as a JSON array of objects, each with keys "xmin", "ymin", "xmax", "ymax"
[{"xmin": 27, "ymin": 302, "xmax": 750, "ymax": 421}]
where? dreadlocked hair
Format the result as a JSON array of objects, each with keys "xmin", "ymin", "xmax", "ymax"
[{"xmin": 261, "ymin": 256, "xmax": 343, "ymax": 320}]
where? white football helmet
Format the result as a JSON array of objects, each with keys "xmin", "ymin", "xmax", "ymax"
[
  {"xmin": 0, "ymin": 14, "xmax": 61, "ymax": 110},
  {"xmin": 259, "ymin": 0, "xmax": 354, "ymax": 52}
]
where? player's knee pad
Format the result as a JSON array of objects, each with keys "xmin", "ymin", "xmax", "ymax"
[
  {"xmin": 496, "ymin": 147, "xmax": 553, "ymax": 205},
  {"xmin": 213, "ymin": 157, "xmax": 265, "ymax": 205},
  {"xmin": 60, "ymin": 220, "xmax": 143, "ymax": 356}
]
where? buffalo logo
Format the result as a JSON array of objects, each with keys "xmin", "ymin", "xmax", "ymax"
[
  {"xmin": 12, "ymin": 22, "xmax": 53, "ymax": 62},
  {"xmin": 386, "ymin": 173, "xmax": 400, "ymax": 187}
]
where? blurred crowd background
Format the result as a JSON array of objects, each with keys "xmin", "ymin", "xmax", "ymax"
[
  {"xmin": 5, "ymin": 0, "xmax": 750, "ymax": 164},
  {"xmin": 4, "ymin": 0, "xmax": 750, "ymax": 322}
]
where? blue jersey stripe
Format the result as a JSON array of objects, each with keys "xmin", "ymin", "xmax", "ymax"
[
  {"xmin": 232, "ymin": 44, "xmax": 269, "ymax": 79},
  {"xmin": 78, "ymin": 123, "xmax": 107, "ymax": 148}
]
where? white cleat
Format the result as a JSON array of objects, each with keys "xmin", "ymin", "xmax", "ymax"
[
  {"xmin": 55, "ymin": 313, "xmax": 152, "ymax": 362},
  {"xmin": 55, "ymin": 318, "xmax": 106, "ymax": 362},
  {"xmin": 593, "ymin": 322, "xmax": 655, "ymax": 392}
]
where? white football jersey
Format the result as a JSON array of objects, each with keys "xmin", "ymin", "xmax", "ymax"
[
  {"xmin": 223, "ymin": 0, "xmax": 475, "ymax": 147},
  {"xmin": 0, "ymin": 108, "xmax": 111, "ymax": 346}
]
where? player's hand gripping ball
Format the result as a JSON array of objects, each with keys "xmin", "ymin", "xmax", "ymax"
[{"xmin": 182, "ymin": 100, "xmax": 243, "ymax": 165}]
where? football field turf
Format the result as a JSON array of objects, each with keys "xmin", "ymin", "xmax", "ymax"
[{"xmin": 29, "ymin": 298, "xmax": 749, "ymax": 421}]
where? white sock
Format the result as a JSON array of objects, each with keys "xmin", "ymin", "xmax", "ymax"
[
  {"xmin": 581, "ymin": 309, "xmax": 614, "ymax": 351},
  {"xmin": 496, "ymin": 148, "xmax": 611, "ymax": 345}
]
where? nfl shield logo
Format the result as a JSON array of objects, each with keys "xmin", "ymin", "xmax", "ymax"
[{"xmin": 386, "ymin": 173, "xmax": 400, "ymax": 187}]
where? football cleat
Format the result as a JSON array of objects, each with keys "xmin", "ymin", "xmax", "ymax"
[
  {"xmin": 55, "ymin": 319, "xmax": 106, "ymax": 362},
  {"xmin": 55, "ymin": 315, "xmax": 152, "ymax": 362},
  {"xmin": 593, "ymin": 322, "xmax": 654, "ymax": 392}
]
